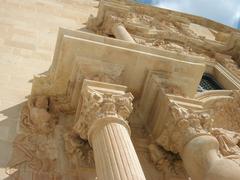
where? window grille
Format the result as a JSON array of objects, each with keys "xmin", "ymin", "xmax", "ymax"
[{"xmin": 198, "ymin": 73, "xmax": 223, "ymax": 92}]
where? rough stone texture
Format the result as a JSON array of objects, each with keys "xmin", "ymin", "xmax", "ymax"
[{"xmin": 0, "ymin": 0, "xmax": 97, "ymax": 178}]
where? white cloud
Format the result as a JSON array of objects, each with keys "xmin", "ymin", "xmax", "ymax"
[{"xmin": 146, "ymin": 0, "xmax": 240, "ymax": 28}]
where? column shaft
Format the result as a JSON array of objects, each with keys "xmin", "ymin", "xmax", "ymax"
[
  {"xmin": 112, "ymin": 24, "xmax": 135, "ymax": 43},
  {"xmin": 92, "ymin": 122, "xmax": 145, "ymax": 180}
]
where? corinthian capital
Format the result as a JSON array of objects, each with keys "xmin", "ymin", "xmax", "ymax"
[
  {"xmin": 157, "ymin": 103, "xmax": 213, "ymax": 153},
  {"xmin": 73, "ymin": 80, "xmax": 133, "ymax": 142}
]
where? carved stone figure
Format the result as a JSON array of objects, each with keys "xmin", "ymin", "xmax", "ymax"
[
  {"xmin": 21, "ymin": 96, "xmax": 58, "ymax": 134},
  {"xmin": 7, "ymin": 96, "xmax": 60, "ymax": 178},
  {"xmin": 211, "ymin": 128, "xmax": 240, "ymax": 166}
]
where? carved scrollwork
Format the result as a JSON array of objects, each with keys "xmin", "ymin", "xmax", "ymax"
[
  {"xmin": 7, "ymin": 95, "xmax": 74, "ymax": 178},
  {"xmin": 212, "ymin": 91, "xmax": 240, "ymax": 132},
  {"xmin": 7, "ymin": 133, "xmax": 58, "ymax": 176},
  {"xmin": 157, "ymin": 102, "xmax": 213, "ymax": 153},
  {"xmin": 211, "ymin": 128, "xmax": 240, "ymax": 166},
  {"xmin": 148, "ymin": 144, "xmax": 189, "ymax": 179},
  {"xmin": 20, "ymin": 96, "xmax": 58, "ymax": 134},
  {"xmin": 63, "ymin": 131, "xmax": 95, "ymax": 168},
  {"xmin": 73, "ymin": 87, "xmax": 133, "ymax": 140}
]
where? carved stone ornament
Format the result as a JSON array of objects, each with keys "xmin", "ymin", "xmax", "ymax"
[
  {"xmin": 211, "ymin": 128, "xmax": 240, "ymax": 166},
  {"xmin": 20, "ymin": 95, "xmax": 58, "ymax": 134},
  {"xmin": 63, "ymin": 131, "xmax": 95, "ymax": 168},
  {"xmin": 211, "ymin": 91, "xmax": 240, "ymax": 132},
  {"xmin": 6, "ymin": 96, "xmax": 60, "ymax": 178},
  {"xmin": 73, "ymin": 83, "xmax": 134, "ymax": 141},
  {"xmin": 161, "ymin": 82, "xmax": 185, "ymax": 97},
  {"xmin": 148, "ymin": 144, "xmax": 189, "ymax": 179},
  {"xmin": 156, "ymin": 102, "xmax": 213, "ymax": 153},
  {"xmin": 7, "ymin": 95, "xmax": 91, "ymax": 179}
]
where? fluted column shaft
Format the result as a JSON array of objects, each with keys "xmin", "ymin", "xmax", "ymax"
[
  {"xmin": 74, "ymin": 80, "xmax": 146, "ymax": 180},
  {"xmin": 112, "ymin": 23, "xmax": 135, "ymax": 43},
  {"xmin": 92, "ymin": 122, "xmax": 145, "ymax": 180}
]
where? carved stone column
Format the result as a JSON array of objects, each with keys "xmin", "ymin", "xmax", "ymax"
[
  {"xmin": 74, "ymin": 80, "xmax": 146, "ymax": 180},
  {"xmin": 156, "ymin": 102, "xmax": 240, "ymax": 180},
  {"xmin": 112, "ymin": 23, "xmax": 136, "ymax": 43}
]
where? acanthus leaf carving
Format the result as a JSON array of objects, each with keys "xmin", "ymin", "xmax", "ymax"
[
  {"xmin": 148, "ymin": 143, "xmax": 189, "ymax": 179},
  {"xmin": 73, "ymin": 84, "xmax": 133, "ymax": 141},
  {"xmin": 63, "ymin": 131, "xmax": 95, "ymax": 168},
  {"xmin": 157, "ymin": 102, "xmax": 213, "ymax": 153}
]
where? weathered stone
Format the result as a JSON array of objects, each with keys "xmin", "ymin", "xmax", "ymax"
[{"xmin": 1, "ymin": 0, "xmax": 240, "ymax": 179}]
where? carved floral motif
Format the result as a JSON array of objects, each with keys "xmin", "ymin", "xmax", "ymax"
[
  {"xmin": 212, "ymin": 91, "xmax": 240, "ymax": 132},
  {"xmin": 211, "ymin": 128, "xmax": 240, "ymax": 166},
  {"xmin": 63, "ymin": 131, "xmax": 95, "ymax": 167},
  {"xmin": 7, "ymin": 96, "xmax": 60, "ymax": 177},
  {"xmin": 157, "ymin": 91, "xmax": 240, "ymax": 170},
  {"xmin": 7, "ymin": 95, "xmax": 92, "ymax": 179},
  {"xmin": 148, "ymin": 144, "xmax": 189, "ymax": 180},
  {"xmin": 73, "ymin": 87, "xmax": 133, "ymax": 140},
  {"xmin": 157, "ymin": 103, "xmax": 213, "ymax": 153}
]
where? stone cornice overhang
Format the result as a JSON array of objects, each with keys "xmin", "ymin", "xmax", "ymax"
[
  {"xmin": 33, "ymin": 28, "xmax": 205, "ymax": 100},
  {"xmin": 95, "ymin": 0, "xmax": 239, "ymax": 33},
  {"xmin": 90, "ymin": 0, "xmax": 240, "ymax": 63}
]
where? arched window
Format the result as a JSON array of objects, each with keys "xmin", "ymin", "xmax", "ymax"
[{"xmin": 198, "ymin": 73, "xmax": 223, "ymax": 92}]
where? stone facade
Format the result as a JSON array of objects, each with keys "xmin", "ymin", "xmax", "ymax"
[{"xmin": 1, "ymin": 0, "xmax": 240, "ymax": 179}]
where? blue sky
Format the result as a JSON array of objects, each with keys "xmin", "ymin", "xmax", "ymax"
[{"xmin": 137, "ymin": 0, "xmax": 240, "ymax": 29}]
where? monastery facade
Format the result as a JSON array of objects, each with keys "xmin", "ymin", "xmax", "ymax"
[{"xmin": 1, "ymin": 0, "xmax": 240, "ymax": 180}]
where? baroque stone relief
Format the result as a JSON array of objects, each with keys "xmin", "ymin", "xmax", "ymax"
[
  {"xmin": 7, "ymin": 96, "xmax": 60, "ymax": 178},
  {"xmin": 88, "ymin": 4, "xmax": 217, "ymax": 59},
  {"xmin": 211, "ymin": 91, "xmax": 240, "ymax": 132},
  {"xmin": 154, "ymin": 91, "xmax": 240, "ymax": 178},
  {"xmin": 148, "ymin": 144, "xmax": 189, "ymax": 180},
  {"xmin": 73, "ymin": 86, "xmax": 134, "ymax": 140},
  {"xmin": 63, "ymin": 131, "xmax": 95, "ymax": 168},
  {"xmin": 156, "ymin": 102, "xmax": 213, "ymax": 153},
  {"xmin": 7, "ymin": 95, "xmax": 95, "ymax": 179},
  {"xmin": 88, "ymin": 0, "xmax": 240, "ymax": 67}
]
